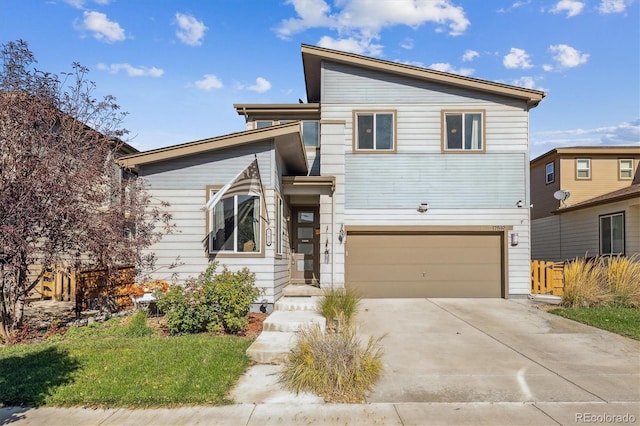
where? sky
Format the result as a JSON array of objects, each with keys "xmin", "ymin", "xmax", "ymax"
[{"xmin": 1, "ymin": 0, "xmax": 638, "ymax": 159}]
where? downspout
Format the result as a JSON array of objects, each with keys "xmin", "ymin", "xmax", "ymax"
[{"xmin": 331, "ymin": 185, "xmax": 335, "ymax": 291}]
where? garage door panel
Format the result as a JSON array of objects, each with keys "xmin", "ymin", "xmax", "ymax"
[{"xmin": 345, "ymin": 232, "xmax": 503, "ymax": 298}]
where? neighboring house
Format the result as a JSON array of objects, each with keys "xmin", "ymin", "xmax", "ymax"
[
  {"xmin": 530, "ymin": 146, "xmax": 640, "ymax": 261},
  {"xmin": 119, "ymin": 44, "xmax": 545, "ymax": 308}
]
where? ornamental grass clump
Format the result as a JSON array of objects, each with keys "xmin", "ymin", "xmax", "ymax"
[
  {"xmin": 318, "ymin": 288, "xmax": 361, "ymax": 331},
  {"xmin": 155, "ymin": 262, "xmax": 262, "ymax": 335},
  {"xmin": 561, "ymin": 258, "xmax": 611, "ymax": 308},
  {"xmin": 602, "ymin": 254, "xmax": 640, "ymax": 308},
  {"xmin": 279, "ymin": 322, "xmax": 384, "ymax": 403}
]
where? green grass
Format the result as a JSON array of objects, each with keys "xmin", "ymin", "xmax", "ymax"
[
  {"xmin": 0, "ymin": 316, "xmax": 253, "ymax": 408},
  {"xmin": 548, "ymin": 306, "xmax": 640, "ymax": 340}
]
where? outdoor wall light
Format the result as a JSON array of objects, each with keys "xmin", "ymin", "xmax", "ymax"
[
  {"xmin": 510, "ymin": 232, "xmax": 519, "ymax": 246},
  {"xmin": 516, "ymin": 200, "xmax": 524, "ymax": 208},
  {"xmin": 417, "ymin": 202, "xmax": 429, "ymax": 213},
  {"xmin": 338, "ymin": 224, "xmax": 345, "ymax": 243},
  {"xmin": 266, "ymin": 228, "xmax": 273, "ymax": 246}
]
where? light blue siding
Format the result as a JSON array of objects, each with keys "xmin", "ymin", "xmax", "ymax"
[{"xmin": 345, "ymin": 153, "xmax": 527, "ymax": 209}]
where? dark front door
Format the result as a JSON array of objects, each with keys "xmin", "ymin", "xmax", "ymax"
[{"xmin": 291, "ymin": 207, "xmax": 320, "ymax": 284}]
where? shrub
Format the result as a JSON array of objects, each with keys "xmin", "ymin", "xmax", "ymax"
[
  {"xmin": 318, "ymin": 288, "xmax": 360, "ymax": 330},
  {"xmin": 561, "ymin": 258, "xmax": 611, "ymax": 308},
  {"xmin": 155, "ymin": 262, "xmax": 262, "ymax": 335},
  {"xmin": 602, "ymin": 255, "xmax": 640, "ymax": 308},
  {"xmin": 279, "ymin": 323, "xmax": 383, "ymax": 403}
]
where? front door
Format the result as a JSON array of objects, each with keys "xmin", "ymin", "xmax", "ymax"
[{"xmin": 291, "ymin": 207, "xmax": 320, "ymax": 284}]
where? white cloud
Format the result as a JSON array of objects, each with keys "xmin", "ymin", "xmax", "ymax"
[
  {"xmin": 247, "ymin": 77, "xmax": 272, "ymax": 93},
  {"xmin": 77, "ymin": 11, "xmax": 125, "ymax": 43},
  {"xmin": 317, "ymin": 35, "xmax": 383, "ymax": 56},
  {"xmin": 598, "ymin": 0, "xmax": 631, "ymax": 13},
  {"xmin": 400, "ymin": 38, "xmax": 414, "ymax": 50},
  {"xmin": 175, "ymin": 13, "xmax": 207, "ymax": 46},
  {"xmin": 550, "ymin": 0, "xmax": 585, "ymax": 17},
  {"xmin": 503, "ymin": 48, "xmax": 533, "ymax": 69},
  {"xmin": 65, "ymin": 0, "xmax": 111, "ymax": 8},
  {"xmin": 194, "ymin": 74, "xmax": 223, "ymax": 91},
  {"xmin": 276, "ymin": 0, "xmax": 470, "ymax": 55},
  {"xmin": 462, "ymin": 49, "xmax": 479, "ymax": 62},
  {"xmin": 532, "ymin": 119, "xmax": 640, "ymax": 153},
  {"xmin": 511, "ymin": 76, "xmax": 545, "ymax": 90},
  {"xmin": 428, "ymin": 62, "xmax": 474, "ymax": 76},
  {"xmin": 548, "ymin": 44, "xmax": 589, "ymax": 69},
  {"xmin": 497, "ymin": 0, "xmax": 532, "ymax": 13},
  {"xmin": 97, "ymin": 63, "xmax": 164, "ymax": 77}
]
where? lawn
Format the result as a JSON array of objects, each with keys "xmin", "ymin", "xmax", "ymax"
[
  {"xmin": 548, "ymin": 305, "xmax": 640, "ymax": 340},
  {"xmin": 0, "ymin": 313, "xmax": 253, "ymax": 408}
]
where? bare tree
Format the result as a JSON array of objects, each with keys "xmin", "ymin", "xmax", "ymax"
[{"xmin": 0, "ymin": 40, "xmax": 172, "ymax": 343}]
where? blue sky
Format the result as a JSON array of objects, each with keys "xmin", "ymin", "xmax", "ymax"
[{"xmin": 1, "ymin": 0, "xmax": 638, "ymax": 158}]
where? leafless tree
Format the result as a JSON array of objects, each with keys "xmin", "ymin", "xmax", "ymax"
[{"xmin": 0, "ymin": 40, "xmax": 173, "ymax": 343}]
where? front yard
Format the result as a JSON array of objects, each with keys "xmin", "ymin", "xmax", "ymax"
[
  {"xmin": 548, "ymin": 305, "xmax": 640, "ymax": 340},
  {"xmin": 0, "ymin": 312, "xmax": 257, "ymax": 408}
]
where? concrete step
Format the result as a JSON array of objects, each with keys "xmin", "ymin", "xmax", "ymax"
[
  {"xmin": 282, "ymin": 284, "xmax": 324, "ymax": 297},
  {"xmin": 246, "ymin": 331, "xmax": 297, "ymax": 364},
  {"xmin": 262, "ymin": 310, "xmax": 326, "ymax": 332},
  {"xmin": 275, "ymin": 296, "xmax": 320, "ymax": 312}
]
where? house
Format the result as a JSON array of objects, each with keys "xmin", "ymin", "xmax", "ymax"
[
  {"xmin": 530, "ymin": 146, "xmax": 640, "ymax": 261},
  {"xmin": 119, "ymin": 44, "xmax": 545, "ymax": 309}
]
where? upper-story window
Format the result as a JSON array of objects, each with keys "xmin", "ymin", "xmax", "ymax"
[
  {"xmin": 619, "ymin": 159, "xmax": 634, "ymax": 180},
  {"xmin": 442, "ymin": 110, "xmax": 484, "ymax": 152},
  {"xmin": 545, "ymin": 161, "xmax": 555, "ymax": 184},
  {"xmin": 256, "ymin": 121, "xmax": 273, "ymax": 129},
  {"xmin": 302, "ymin": 121, "xmax": 319, "ymax": 147},
  {"xmin": 576, "ymin": 159, "xmax": 591, "ymax": 179},
  {"xmin": 353, "ymin": 111, "xmax": 396, "ymax": 152}
]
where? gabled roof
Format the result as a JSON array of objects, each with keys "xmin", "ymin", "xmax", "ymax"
[
  {"xmin": 555, "ymin": 184, "xmax": 640, "ymax": 214},
  {"xmin": 118, "ymin": 122, "xmax": 307, "ymax": 175},
  {"xmin": 301, "ymin": 44, "xmax": 546, "ymax": 109},
  {"xmin": 531, "ymin": 146, "xmax": 640, "ymax": 166}
]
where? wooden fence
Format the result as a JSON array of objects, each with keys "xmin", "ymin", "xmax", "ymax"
[{"xmin": 530, "ymin": 260, "xmax": 564, "ymax": 296}]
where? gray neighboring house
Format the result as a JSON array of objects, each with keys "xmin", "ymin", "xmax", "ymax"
[{"xmin": 119, "ymin": 44, "xmax": 545, "ymax": 310}]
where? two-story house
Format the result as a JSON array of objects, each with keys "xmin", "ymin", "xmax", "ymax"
[
  {"xmin": 530, "ymin": 146, "xmax": 640, "ymax": 261},
  {"xmin": 119, "ymin": 44, "xmax": 545, "ymax": 309}
]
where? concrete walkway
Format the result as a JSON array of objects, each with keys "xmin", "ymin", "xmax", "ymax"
[{"xmin": 2, "ymin": 298, "xmax": 639, "ymax": 425}]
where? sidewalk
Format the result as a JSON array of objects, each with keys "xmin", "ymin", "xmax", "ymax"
[{"xmin": 2, "ymin": 401, "xmax": 639, "ymax": 425}]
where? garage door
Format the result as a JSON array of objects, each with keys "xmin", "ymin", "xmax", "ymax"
[{"xmin": 345, "ymin": 232, "xmax": 503, "ymax": 298}]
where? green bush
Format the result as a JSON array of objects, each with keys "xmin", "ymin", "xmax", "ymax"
[
  {"xmin": 318, "ymin": 288, "xmax": 360, "ymax": 331},
  {"xmin": 279, "ymin": 323, "xmax": 384, "ymax": 403},
  {"xmin": 155, "ymin": 262, "xmax": 262, "ymax": 335}
]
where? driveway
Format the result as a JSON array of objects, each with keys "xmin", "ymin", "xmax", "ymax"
[{"xmin": 356, "ymin": 298, "xmax": 640, "ymax": 404}]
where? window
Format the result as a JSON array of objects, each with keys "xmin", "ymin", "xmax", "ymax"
[
  {"xmin": 354, "ymin": 111, "xmax": 395, "ymax": 151},
  {"xmin": 255, "ymin": 121, "xmax": 273, "ymax": 129},
  {"xmin": 600, "ymin": 212, "xmax": 624, "ymax": 256},
  {"xmin": 576, "ymin": 159, "xmax": 591, "ymax": 179},
  {"xmin": 302, "ymin": 121, "xmax": 319, "ymax": 147},
  {"xmin": 443, "ymin": 111, "xmax": 484, "ymax": 151},
  {"xmin": 209, "ymin": 191, "xmax": 261, "ymax": 253},
  {"xmin": 276, "ymin": 195, "xmax": 284, "ymax": 255},
  {"xmin": 619, "ymin": 159, "xmax": 634, "ymax": 180},
  {"xmin": 545, "ymin": 161, "xmax": 555, "ymax": 184}
]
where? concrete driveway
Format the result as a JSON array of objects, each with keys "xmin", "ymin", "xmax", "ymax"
[{"xmin": 357, "ymin": 298, "xmax": 639, "ymax": 404}]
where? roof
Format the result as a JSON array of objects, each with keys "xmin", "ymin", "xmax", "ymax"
[
  {"xmin": 301, "ymin": 44, "xmax": 546, "ymax": 109},
  {"xmin": 118, "ymin": 122, "xmax": 308, "ymax": 175},
  {"xmin": 234, "ymin": 103, "xmax": 320, "ymax": 119},
  {"xmin": 554, "ymin": 184, "xmax": 640, "ymax": 214},
  {"xmin": 531, "ymin": 146, "xmax": 640, "ymax": 166}
]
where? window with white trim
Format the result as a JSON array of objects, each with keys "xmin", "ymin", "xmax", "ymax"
[
  {"xmin": 576, "ymin": 159, "xmax": 591, "ymax": 179},
  {"xmin": 354, "ymin": 111, "xmax": 395, "ymax": 151},
  {"xmin": 443, "ymin": 111, "xmax": 484, "ymax": 151},
  {"xmin": 600, "ymin": 212, "xmax": 624, "ymax": 256},
  {"xmin": 545, "ymin": 161, "xmax": 555, "ymax": 184},
  {"xmin": 619, "ymin": 159, "xmax": 634, "ymax": 179},
  {"xmin": 209, "ymin": 191, "xmax": 261, "ymax": 253}
]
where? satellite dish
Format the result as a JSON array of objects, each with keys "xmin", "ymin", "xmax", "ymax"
[{"xmin": 553, "ymin": 190, "xmax": 570, "ymax": 201}]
